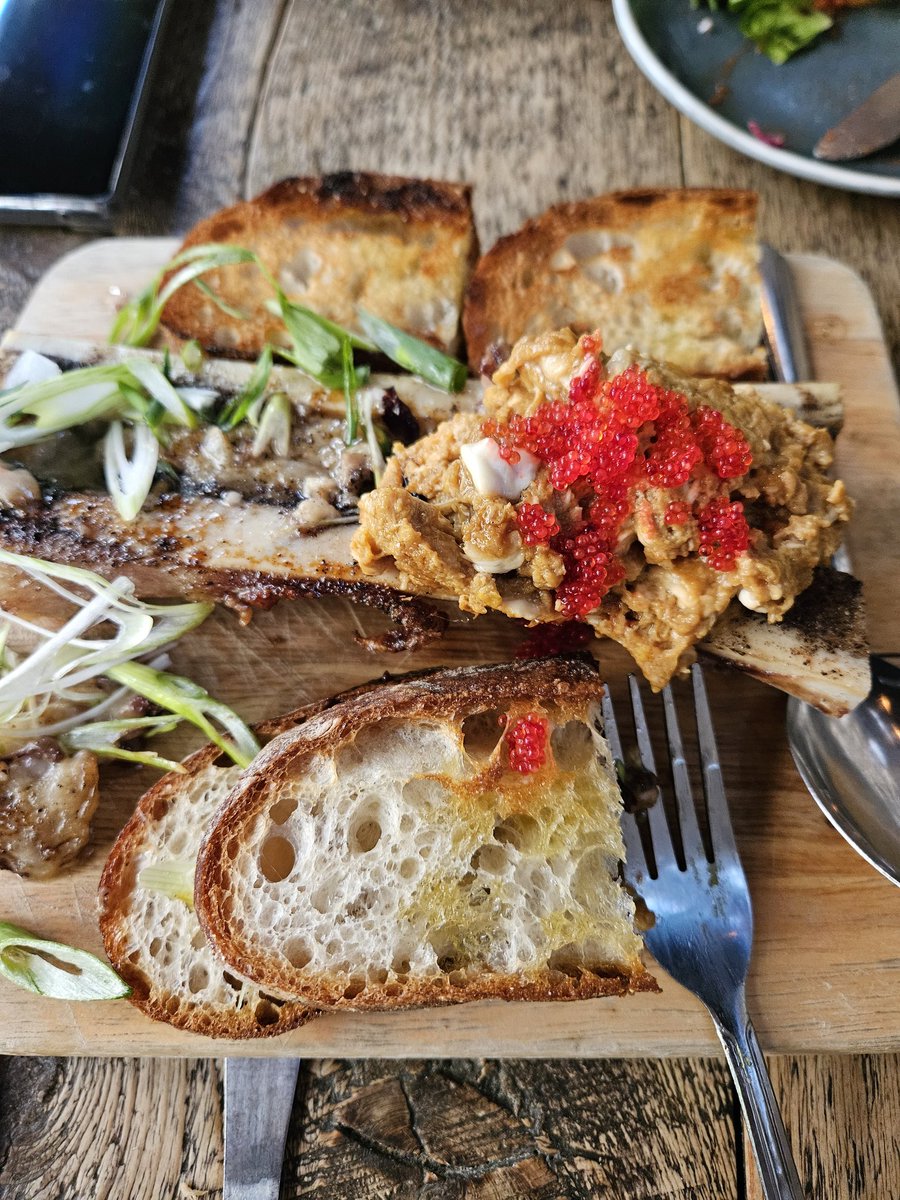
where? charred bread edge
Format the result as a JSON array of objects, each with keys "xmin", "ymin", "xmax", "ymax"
[
  {"xmin": 195, "ymin": 655, "xmax": 658, "ymax": 1010},
  {"xmin": 99, "ymin": 672, "xmax": 435, "ymax": 1037},
  {"xmin": 463, "ymin": 187, "xmax": 763, "ymax": 378},
  {"xmin": 161, "ymin": 171, "xmax": 480, "ymax": 354}
]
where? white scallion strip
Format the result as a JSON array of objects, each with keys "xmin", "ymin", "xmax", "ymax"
[
  {"xmin": 125, "ymin": 359, "xmax": 196, "ymax": 428},
  {"xmin": 176, "ymin": 386, "xmax": 219, "ymax": 414},
  {"xmin": 0, "ymin": 921, "xmax": 130, "ymax": 1000},
  {"xmin": 0, "ymin": 551, "xmax": 212, "ymax": 717},
  {"xmin": 3, "ymin": 350, "xmax": 61, "ymax": 390},
  {"xmin": 251, "ymin": 392, "xmax": 292, "ymax": 458},
  {"xmin": 359, "ymin": 387, "xmax": 386, "ymax": 484},
  {"xmin": 106, "ymin": 662, "xmax": 259, "ymax": 768},
  {"xmin": 137, "ymin": 859, "xmax": 196, "ymax": 907},
  {"xmin": 103, "ymin": 421, "xmax": 160, "ymax": 522}
]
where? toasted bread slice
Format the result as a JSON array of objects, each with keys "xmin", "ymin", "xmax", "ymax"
[
  {"xmin": 160, "ymin": 172, "xmax": 478, "ymax": 358},
  {"xmin": 195, "ymin": 657, "xmax": 657, "ymax": 1010},
  {"xmin": 463, "ymin": 188, "xmax": 766, "ymax": 379},
  {"xmin": 98, "ymin": 702, "xmax": 333, "ymax": 1037}
]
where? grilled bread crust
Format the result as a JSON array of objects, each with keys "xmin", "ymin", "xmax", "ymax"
[
  {"xmin": 196, "ymin": 657, "xmax": 657, "ymax": 1012},
  {"xmin": 99, "ymin": 702, "xmax": 329, "ymax": 1037},
  {"xmin": 463, "ymin": 188, "xmax": 766, "ymax": 379},
  {"xmin": 161, "ymin": 172, "xmax": 478, "ymax": 359}
]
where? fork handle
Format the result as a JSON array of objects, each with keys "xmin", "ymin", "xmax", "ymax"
[{"xmin": 712, "ymin": 996, "xmax": 806, "ymax": 1199}]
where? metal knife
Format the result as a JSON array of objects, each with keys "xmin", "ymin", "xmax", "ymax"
[
  {"xmin": 223, "ymin": 1057, "xmax": 301, "ymax": 1200},
  {"xmin": 814, "ymin": 72, "xmax": 900, "ymax": 162},
  {"xmin": 759, "ymin": 245, "xmax": 852, "ymax": 578}
]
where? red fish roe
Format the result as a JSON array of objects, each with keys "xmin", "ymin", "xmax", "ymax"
[
  {"xmin": 554, "ymin": 529, "xmax": 626, "ymax": 618},
  {"xmin": 514, "ymin": 621, "xmax": 593, "ymax": 659},
  {"xmin": 505, "ymin": 713, "xmax": 549, "ymax": 773},
  {"xmin": 487, "ymin": 342, "xmax": 754, "ymax": 615},
  {"xmin": 697, "ymin": 495, "xmax": 751, "ymax": 571},
  {"xmin": 664, "ymin": 500, "xmax": 692, "ymax": 526},
  {"xmin": 692, "ymin": 406, "xmax": 753, "ymax": 480},
  {"xmin": 516, "ymin": 502, "xmax": 559, "ymax": 545}
]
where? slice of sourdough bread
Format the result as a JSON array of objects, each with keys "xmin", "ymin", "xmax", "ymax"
[
  {"xmin": 195, "ymin": 657, "xmax": 657, "ymax": 1010},
  {"xmin": 160, "ymin": 172, "xmax": 478, "ymax": 359},
  {"xmin": 98, "ymin": 702, "xmax": 332, "ymax": 1037},
  {"xmin": 463, "ymin": 188, "xmax": 766, "ymax": 379}
]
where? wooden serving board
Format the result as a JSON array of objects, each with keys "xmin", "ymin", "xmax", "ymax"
[{"xmin": 1, "ymin": 243, "xmax": 898, "ymax": 1058}]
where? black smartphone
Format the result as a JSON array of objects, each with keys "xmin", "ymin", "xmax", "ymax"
[{"xmin": 0, "ymin": 0, "xmax": 174, "ymax": 228}]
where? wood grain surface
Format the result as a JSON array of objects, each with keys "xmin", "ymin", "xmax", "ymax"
[{"xmin": 1, "ymin": 0, "xmax": 898, "ymax": 1195}]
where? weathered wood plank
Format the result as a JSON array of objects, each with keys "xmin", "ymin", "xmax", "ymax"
[
  {"xmin": 0, "ymin": 1057, "xmax": 222, "ymax": 1200},
  {"xmin": 744, "ymin": 1054, "xmax": 900, "ymax": 1200},
  {"xmin": 247, "ymin": 0, "xmax": 684, "ymax": 246},
  {"xmin": 284, "ymin": 1057, "xmax": 739, "ymax": 1199}
]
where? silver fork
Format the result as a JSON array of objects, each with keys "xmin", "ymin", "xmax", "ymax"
[{"xmin": 603, "ymin": 665, "xmax": 806, "ymax": 1200}]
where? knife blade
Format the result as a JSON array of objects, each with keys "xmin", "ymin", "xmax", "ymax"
[
  {"xmin": 758, "ymin": 245, "xmax": 852, "ymax": 574},
  {"xmin": 223, "ymin": 1057, "xmax": 301, "ymax": 1200},
  {"xmin": 814, "ymin": 72, "xmax": 900, "ymax": 162},
  {"xmin": 759, "ymin": 244, "xmax": 810, "ymax": 385}
]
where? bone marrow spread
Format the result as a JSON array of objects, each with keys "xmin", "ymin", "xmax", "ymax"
[{"xmin": 353, "ymin": 329, "xmax": 853, "ymax": 687}]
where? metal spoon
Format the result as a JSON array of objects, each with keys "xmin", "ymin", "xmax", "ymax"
[
  {"xmin": 761, "ymin": 245, "xmax": 900, "ymax": 887},
  {"xmin": 787, "ymin": 656, "xmax": 900, "ymax": 887}
]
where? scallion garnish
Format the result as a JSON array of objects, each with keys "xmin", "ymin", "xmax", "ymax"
[
  {"xmin": 251, "ymin": 392, "xmax": 292, "ymax": 458},
  {"xmin": 0, "ymin": 921, "xmax": 130, "ymax": 1000},
  {"xmin": 110, "ymin": 243, "xmax": 259, "ymax": 347},
  {"xmin": 181, "ymin": 339, "xmax": 204, "ymax": 373},
  {"xmin": 217, "ymin": 344, "xmax": 273, "ymax": 431},
  {"xmin": 105, "ymin": 662, "xmax": 260, "ymax": 769},
  {"xmin": 138, "ymin": 859, "xmax": 196, "ymax": 907},
  {"xmin": 342, "ymin": 335, "xmax": 358, "ymax": 445},
  {"xmin": 192, "ymin": 277, "xmax": 250, "ymax": 321},
  {"xmin": 0, "ymin": 551, "xmax": 258, "ymax": 771},
  {"xmin": 357, "ymin": 308, "xmax": 468, "ymax": 393},
  {"xmin": 103, "ymin": 421, "xmax": 160, "ymax": 522},
  {"xmin": 62, "ymin": 715, "xmax": 185, "ymax": 773}
]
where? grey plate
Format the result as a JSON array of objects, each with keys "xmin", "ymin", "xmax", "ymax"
[{"xmin": 613, "ymin": 0, "xmax": 900, "ymax": 196}]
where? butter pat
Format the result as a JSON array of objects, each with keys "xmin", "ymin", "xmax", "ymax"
[{"xmin": 460, "ymin": 438, "xmax": 539, "ymax": 500}]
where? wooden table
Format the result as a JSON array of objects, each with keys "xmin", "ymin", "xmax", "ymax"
[{"xmin": 0, "ymin": 2, "xmax": 898, "ymax": 1196}]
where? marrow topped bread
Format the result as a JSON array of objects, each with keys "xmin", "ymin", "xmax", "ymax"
[
  {"xmin": 353, "ymin": 329, "xmax": 855, "ymax": 692},
  {"xmin": 195, "ymin": 657, "xmax": 656, "ymax": 1009}
]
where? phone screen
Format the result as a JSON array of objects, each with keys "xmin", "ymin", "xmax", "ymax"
[{"xmin": 0, "ymin": 0, "xmax": 165, "ymax": 198}]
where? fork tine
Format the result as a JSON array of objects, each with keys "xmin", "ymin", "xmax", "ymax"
[
  {"xmin": 661, "ymin": 685, "xmax": 707, "ymax": 865},
  {"xmin": 601, "ymin": 687, "xmax": 647, "ymax": 874},
  {"xmin": 628, "ymin": 675, "xmax": 676, "ymax": 867},
  {"xmin": 691, "ymin": 663, "xmax": 738, "ymax": 863}
]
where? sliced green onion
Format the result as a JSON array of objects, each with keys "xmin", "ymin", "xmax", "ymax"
[
  {"xmin": 181, "ymin": 339, "xmax": 204, "ymax": 373},
  {"xmin": 0, "ymin": 921, "xmax": 130, "ymax": 1000},
  {"xmin": 251, "ymin": 392, "xmax": 292, "ymax": 458},
  {"xmin": 218, "ymin": 344, "xmax": 273, "ymax": 431},
  {"xmin": 263, "ymin": 297, "xmax": 376, "ymax": 352},
  {"xmin": 125, "ymin": 359, "xmax": 196, "ymax": 428},
  {"xmin": 0, "ymin": 363, "xmax": 132, "ymax": 450},
  {"xmin": 106, "ymin": 662, "xmax": 260, "ymax": 769},
  {"xmin": 0, "ymin": 551, "xmax": 212, "ymax": 718},
  {"xmin": 103, "ymin": 421, "xmax": 160, "ymax": 521},
  {"xmin": 62, "ymin": 715, "xmax": 185, "ymax": 773},
  {"xmin": 138, "ymin": 859, "xmax": 196, "ymax": 907},
  {"xmin": 359, "ymin": 388, "xmax": 386, "ymax": 483},
  {"xmin": 110, "ymin": 244, "xmax": 260, "ymax": 347},
  {"xmin": 176, "ymin": 386, "xmax": 219, "ymax": 415},
  {"xmin": 193, "ymin": 277, "xmax": 250, "ymax": 321},
  {"xmin": 357, "ymin": 308, "xmax": 468, "ymax": 392},
  {"xmin": 342, "ymin": 336, "xmax": 358, "ymax": 446},
  {"xmin": 274, "ymin": 294, "xmax": 346, "ymax": 385}
]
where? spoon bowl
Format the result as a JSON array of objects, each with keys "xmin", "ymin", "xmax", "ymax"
[{"xmin": 787, "ymin": 654, "xmax": 900, "ymax": 886}]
